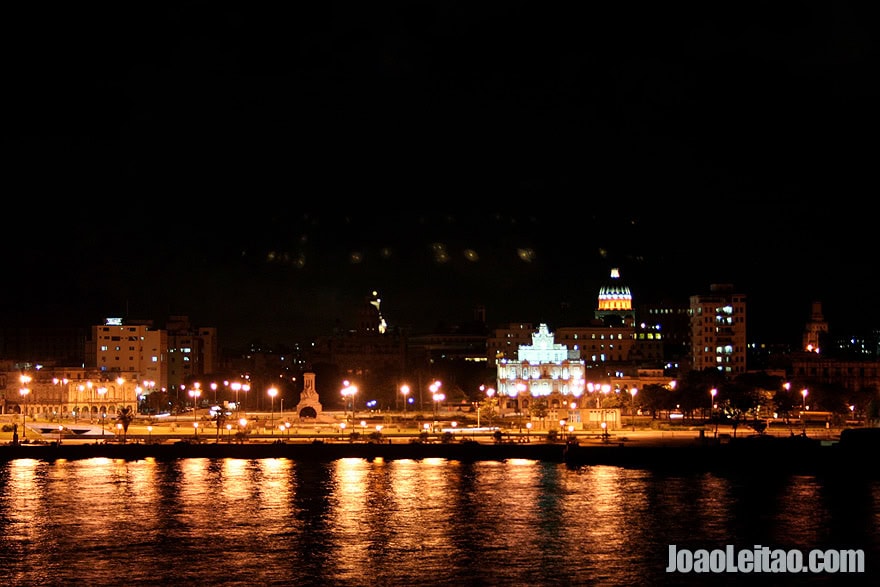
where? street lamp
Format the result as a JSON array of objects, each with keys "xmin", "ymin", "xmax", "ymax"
[
  {"xmin": 341, "ymin": 381, "xmax": 357, "ymax": 423},
  {"xmin": 430, "ymin": 380, "xmax": 443, "ymax": 425},
  {"xmin": 98, "ymin": 386, "xmax": 108, "ymax": 437},
  {"xmin": 189, "ymin": 388, "xmax": 202, "ymax": 424},
  {"xmin": 630, "ymin": 387, "xmax": 638, "ymax": 430},
  {"xmin": 142, "ymin": 380, "xmax": 155, "ymax": 415},
  {"xmin": 432, "ymin": 388, "xmax": 445, "ymax": 423},
  {"xmin": 801, "ymin": 389, "xmax": 809, "ymax": 435},
  {"xmin": 53, "ymin": 377, "xmax": 69, "ymax": 418},
  {"xmin": 241, "ymin": 383, "xmax": 250, "ymax": 413},
  {"xmin": 400, "ymin": 384, "xmax": 410, "ymax": 418},
  {"xmin": 147, "ymin": 425, "xmax": 152, "ymax": 443},
  {"xmin": 477, "ymin": 385, "xmax": 495, "ymax": 428},
  {"xmin": 19, "ymin": 383, "xmax": 30, "ymax": 441},
  {"xmin": 76, "ymin": 383, "xmax": 88, "ymax": 422},
  {"xmin": 268, "ymin": 387, "xmax": 278, "ymax": 435},
  {"xmin": 231, "ymin": 382, "xmax": 242, "ymax": 415},
  {"xmin": 710, "ymin": 388, "xmax": 718, "ymax": 437}
]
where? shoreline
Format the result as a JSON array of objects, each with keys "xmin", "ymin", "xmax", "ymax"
[{"xmin": 0, "ymin": 432, "xmax": 875, "ymax": 476}]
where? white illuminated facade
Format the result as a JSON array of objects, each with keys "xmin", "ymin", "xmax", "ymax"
[{"xmin": 496, "ymin": 323, "xmax": 589, "ymax": 424}]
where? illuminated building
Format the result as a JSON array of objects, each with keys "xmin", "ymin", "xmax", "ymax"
[
  {"xmin": 688, "ymin": 284, "xmax": 747, "ymax": 376},
  {"xmin": 495, "ymin": 323, "xmax": 592, "ymax": 428}
]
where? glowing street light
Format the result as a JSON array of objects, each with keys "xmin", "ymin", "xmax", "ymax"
[
  {"xmin": 231, "ymin": 381, "xmax": 242, "ymax": 415},
  {"xmin": 801, "ymin": 389, "xmax": 809, "ymax": 435},
  {"xmin": 18, "ymin": 379, "xmax": 31, "ymax": 441},
  {"xmin": 432, "ymin": 391, "xmax": 445, "ymax": 422},
  {"xmin": 189, "ymin": 387, "xmax": 202, "ymax": 423},
  {"xmin": 341, "ymin": 381, "xmax": 358, "ymax": 423},
  {"xmin": 430, "ymin": 380, "xmax": 443, "ymax": 424},
  {"xmin": 97, "ymin": 386, "xmax": 108, "ymax": 437},
  {"xmin": 400, "ymin": 384, "xmax": 410, "ymax": 417},
  {"xmin": 477, "ymin": 385, "xmax": 495, "ymax": 428},
  {"xmin": 53, "ymin": 377, "xmax": 69, "ymax": 418},
  {"xmin": 630, "ymin": 387, "xmax": 638, "ymax": 430},
  {"xmin": 241, "ymin": 383, "xmax": 250, "ymax": 412},
  {"xmin": 710, "ymin": 388, "xmax": 718, "ymax": 437},
  {"xmin": 431, "ymin": 380, "xmax": 444, "ymax": 423},
  {"xmin": 268, "ymin": 387, "xmax": 278, "ymax": 435},
  {"xmin": 230, "ymin": 381, "xmax": 250, "ymax": 416}
]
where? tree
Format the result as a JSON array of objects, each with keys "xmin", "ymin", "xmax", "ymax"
[
  {"xmin": 530, "ymin": 397, "xmax": 549, "ymax": 429},
  {"xmin": 213, "ymin": 408, "xmax": 228, "ymax": 443},
  {"xmin": 638, "ymin": 384, "xmax": 673, "ymax": 419},
  {"xmin": 478, "ymin": 394, "xmax": 500, "ymax": 427},
  {"xmin": 677, "ymin": 370, "xmax": 727, "ymax": 419},
  {"xmin": 116, "ymin": 407, "xmax": 135, "ymax": 444},
  {"xmin": 718, "ymin": 382, "xmax": 763, "ymax": 437}
]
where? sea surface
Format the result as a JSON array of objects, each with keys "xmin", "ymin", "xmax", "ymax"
[{"xmin": 0, "ymin": 456, "xmax": 878, "ymax": 586}]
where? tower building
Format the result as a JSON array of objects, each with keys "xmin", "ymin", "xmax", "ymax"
[{"xmin": 688, "ymin": 284, "xmax": 747, "ymax": 375}]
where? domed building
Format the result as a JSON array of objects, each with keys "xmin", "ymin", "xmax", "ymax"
[
  {"xmin": 595, "ymin": 268, "xmax": 635, "ymax": 327},
  {"xmin": 492, "ymin": 268, "xmax": 670, "ymax": 433}
]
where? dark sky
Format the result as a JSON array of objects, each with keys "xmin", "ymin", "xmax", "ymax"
[{"xmin": 2, "ymin": 3, "xmax": 879, "ymax": 348}]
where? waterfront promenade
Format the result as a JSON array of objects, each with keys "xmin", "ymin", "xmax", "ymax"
[
  {"xmin": 2, "ymin": 412, "xmax": 870, "ymax": 475},
  {"xmin": 0, "ymin": 410, "xmax": 846, "ymax": 448}
]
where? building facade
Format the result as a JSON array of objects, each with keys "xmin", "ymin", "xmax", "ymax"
[
  {"xmin": 89, "ymin": 318, "xmax": 168, "ymax": 390},
  {"xmin": 1, "ymin": 365, "xmax": 139, "ymax": 423},
  {"xmin": 688, "ymin": 284, "xmax": 747, "ymax": 376}
]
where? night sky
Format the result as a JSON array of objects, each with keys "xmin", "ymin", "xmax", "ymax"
[{"xmin": 3, "ymin": 3, "xmax": 878, "ymax": 348}]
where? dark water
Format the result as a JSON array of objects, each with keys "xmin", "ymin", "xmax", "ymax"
[{"xmin": 0, "ymin": 456, "xmax": 877, "ymax": 586}]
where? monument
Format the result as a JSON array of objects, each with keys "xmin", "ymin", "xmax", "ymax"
[{"xmin": 296, "ymin": 372, "xmax": 323, "ymax": 421}]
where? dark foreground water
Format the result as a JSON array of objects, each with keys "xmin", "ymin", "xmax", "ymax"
[{"xmin": 0, "ymin": 456, "xmax": 878, "ymax": 586}]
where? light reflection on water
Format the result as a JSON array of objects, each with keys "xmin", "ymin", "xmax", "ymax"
[{"xmin": 0, "ymin": 457, "xmax": 878, "ymax": 586}]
